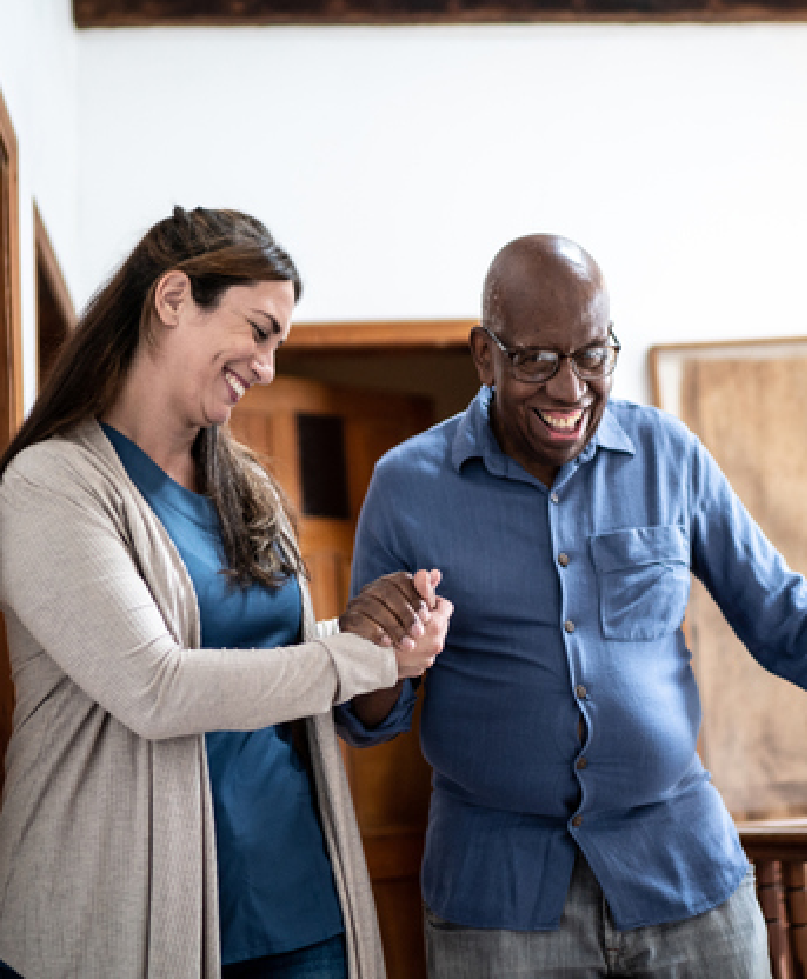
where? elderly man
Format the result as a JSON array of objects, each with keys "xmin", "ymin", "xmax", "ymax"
[{"xmin": 338, "ymin": 234, "xmax": 803, "ymax": 977}]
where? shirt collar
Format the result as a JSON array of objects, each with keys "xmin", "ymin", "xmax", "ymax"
[
  {"xmin": 451, "ymin": 386, "xmax": 503, "ymax": 474},
  {"xmin": 578, "ymin": 401, "xmax": 635, "ymax": 463},
  {"xmin": 451, "ymin": 387, "xmax": 635, "ymax": 476}
]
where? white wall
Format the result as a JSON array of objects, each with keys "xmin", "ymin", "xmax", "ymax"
[
  {"xmin": 0, "ymin": 0, "xmax": 78, "ymax": 411},
  {"xmin": 73, "ymin": 22, "xmax": 807, "ymax": 405},
  {"xmin": 0, "ymin": 13, "xmax": 803, "ymax": 408}
]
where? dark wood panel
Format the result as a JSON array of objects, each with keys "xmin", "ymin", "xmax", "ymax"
[
  {"xmin": 231, "ymin": 375, "xmax": 434, "ymax": 979},
  {"xmin": 34, "ymin": 203, "xmax": 75, "ymax": 393},
  {"xmin": 72, "ymin": 0, "xmax": 807, "ymax": 27},
  {"xmin": 739, "ymin": 825, "xmax": 807, "ymax": 978}
]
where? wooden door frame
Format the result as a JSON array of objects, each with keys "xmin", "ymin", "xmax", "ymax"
[
  {"xmin": 34, "ymin": 201, "xmax": 75, "ymax": 329},
  {"xmin": 34, "ymin": 200, "xmax": 75, "ymax": 391},
  {"xmin": 0, "ymin": 87, "xmax": 23, "ymax": 444},
  {"xmin": 0, "ymin": 87, "xmax": 22, "ymax": 787},
  {"xmin": 283, "ymin": 318, "xmax": 475, "ymax": 351}
]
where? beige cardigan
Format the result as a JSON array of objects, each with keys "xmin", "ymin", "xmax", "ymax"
[{"xmin": 0, "ymin": 420, "xmax": 394, "ymax": 979}]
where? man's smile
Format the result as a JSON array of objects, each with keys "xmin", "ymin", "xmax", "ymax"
[{"xmin": 534, "ymin": 407, "xmax": 587, "ymax": 436}]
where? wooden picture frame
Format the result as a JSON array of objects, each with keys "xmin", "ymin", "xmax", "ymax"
[
  {"xmin": 72, "ymin": 0, "xmax": 807, "ymax": 27},
  {"xmin": 648, "ymin": 336, "xmax": 807, "ymax": 822}
]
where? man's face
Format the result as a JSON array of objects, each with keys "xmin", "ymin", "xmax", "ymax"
[{"xmin": 473, "ymin": 253, "xmax": 613, "ymax": 487}]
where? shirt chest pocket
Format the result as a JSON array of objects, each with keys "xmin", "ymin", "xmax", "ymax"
[{"xmin": 589, "ymin": 525, "xmax": 690, "ymax": 640}]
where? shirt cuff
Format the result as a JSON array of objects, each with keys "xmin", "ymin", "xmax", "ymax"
[
  {"xmin": 316, "ymin": 617, "xmax": 340, "ymax": 639},
  {"xmin": 334, "ymin": 678, "xmax": 419, "ymax": 746}
]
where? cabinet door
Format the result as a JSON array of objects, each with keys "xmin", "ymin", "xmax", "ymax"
[{"xmin": 230, "ymin": 375, "xmax": 434, "ymax": 979}]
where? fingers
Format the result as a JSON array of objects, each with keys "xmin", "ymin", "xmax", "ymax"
[
  {"xmin": 340, "ymin": 570, "xmax": 450, "ymax": 662},
  {"xmin": 340, "ymin": 572, "xmax": 421, "ymax": 645},
  {"xmin": 394, "ymin": 594, "xmax": 454, "ymax": 679},
  {"xmin": 337, "ymin": 607, "xmax": 395, "ymax": 646},
  {"xmin": 368, "ymin": 572, "xmax": 423, "ymax": 627},
  {"xmin": 342, "ymin": 598, "xmax": 415, "ymax": 646},
  {"xmin": 412, "ymin": 568, "xmax": 440, "ymax": 610}
]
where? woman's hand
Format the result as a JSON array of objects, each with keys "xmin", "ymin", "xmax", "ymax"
[{"xmin": 393, "ymin": 569, "xmax": 452, "ymax": 679}]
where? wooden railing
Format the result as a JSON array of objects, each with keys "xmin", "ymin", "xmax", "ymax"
[{"xmin": 739, "ymin": 819, "xmax": 807, "ymax": 979}]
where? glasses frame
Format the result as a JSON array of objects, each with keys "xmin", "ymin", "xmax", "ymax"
[{"xmin": 481, "ymin": 324, "xmax": 621, "ymax": 384}]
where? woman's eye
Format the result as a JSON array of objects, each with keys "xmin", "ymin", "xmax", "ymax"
[{"xmin": 251, "ymin": 322, "xmax": 269, "ymax": 342}]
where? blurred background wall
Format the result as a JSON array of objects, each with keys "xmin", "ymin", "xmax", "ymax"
[{"xmin": 1, "ymin": 0, "xmax": 806, "ymax": 409}]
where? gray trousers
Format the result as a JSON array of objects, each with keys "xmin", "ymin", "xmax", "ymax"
[{"xmin": 424, "ymin": 853, "xmax": 772, "ymax": 978}]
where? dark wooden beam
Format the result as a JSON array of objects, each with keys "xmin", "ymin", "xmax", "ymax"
[{"xmin": 71, "ymin": 0, "xmax": 807, "ymax": 28}]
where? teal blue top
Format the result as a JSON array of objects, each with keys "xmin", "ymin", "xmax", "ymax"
[{"xmin": 102, "ymin": 424, "xmax": 343, "ymax": 965}]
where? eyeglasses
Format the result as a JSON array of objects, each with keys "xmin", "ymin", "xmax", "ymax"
[{"xmin": 481, "ymin": 324, "xmax": 621, "ymax": 384}]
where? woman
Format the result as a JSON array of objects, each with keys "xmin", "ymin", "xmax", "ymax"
[{"xmin": 0, "ymin": 206, "xmax": 451, "ymax": 979}]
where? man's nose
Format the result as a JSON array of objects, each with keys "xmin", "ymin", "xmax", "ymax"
[
  {"xmin": 545, "ymin": 356, "xmax": 586, "ymax": 401},
  {"xmin": 251, "ymin": 350, "xmax": 275, "ymax": 385}
]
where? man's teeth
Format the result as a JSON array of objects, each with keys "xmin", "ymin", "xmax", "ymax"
[
  {"xmin": 538, "ymin": 409, "xmax": 583, "ymax": 430},
  {"xmin": 226, "ymin": 371, "xmax": 245, "ymax": 397}
]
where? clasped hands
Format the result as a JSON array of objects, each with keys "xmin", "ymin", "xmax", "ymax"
[{"xmin": 339, "ymin": 569, "xmax": 453, "ymax": 678}]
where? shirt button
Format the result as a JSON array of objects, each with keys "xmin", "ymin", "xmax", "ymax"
[
  {"xmin": 564, "ymin": 620, "xmax": 575, "ymax": 633},
  {"xmin": 576, "ymin": 756, "xmax": 588, "ymax": 770},
  {"xmin": 575, "ymin": 684, "xmax": 587, "ymax": 699},
  {"xmin": 558, "ymin": 552, "xmax": 569, "ymax": 567},
  {"xmin": 572, "ymin": 815, "xmax": 583, "ymax": 828},
  {"xmin": 550, "ymin": 492, "xmax": 559, "ymax": 503}
]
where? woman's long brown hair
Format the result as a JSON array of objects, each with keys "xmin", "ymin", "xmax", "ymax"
[{"xmin": 0, "ymin": 206, "xmax": 307, "ymax": 588}]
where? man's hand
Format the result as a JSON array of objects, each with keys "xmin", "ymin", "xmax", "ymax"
[
  {"xmin": 344, "ymin": 568, "xmax": 452, "ymax": 727},
  {"xmin": 339, "ymin": 568, "xmax": 452, "ymax": 677},
  {"xmin": 339, "ymin": 571, "xmax": 426, "ymax": 647}
]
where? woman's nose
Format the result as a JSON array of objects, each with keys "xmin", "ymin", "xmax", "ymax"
[{"xmin": 251, "ymin": 350, "xmax": 275, "ymax": 385}]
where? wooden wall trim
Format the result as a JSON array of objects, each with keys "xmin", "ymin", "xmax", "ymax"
[
  {"xmin": 72, "ymin": 0, "xmax": 807, "ymax": 27},
  {"xmin": 0, "ymin": 87, "xmax": 23, "ymax": 445},
  {"xmin": 0, "ymin": 87, "xmax": 21, "ymax": 789},
  {"xmin": 284, "ymin": 319, "xmax": 474, "ymax": 351},
  {"xmin": 34, "ymin": 202, "xmax": 76, "ymax": 333},
  {"xmin": 740, "ymin": 819, "xmax": 807, "ymax": 863}
]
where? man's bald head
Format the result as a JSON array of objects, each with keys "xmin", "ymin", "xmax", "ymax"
[{"xmin": 482, "ymin": 234, "xmax": 608, "ymax": 339}]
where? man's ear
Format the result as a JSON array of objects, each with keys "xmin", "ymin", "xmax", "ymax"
[
  {"xmin": 153, "ymin": 270, "xmax": 192, "ymax": 327},
  {"xmin": 470, "ymin": 325, "xmax": 494, "ymax": 387}
]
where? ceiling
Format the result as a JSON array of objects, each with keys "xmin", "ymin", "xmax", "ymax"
[{"xmin": 70, "ymin": 0, "xmax": 807, "ymax": 27}]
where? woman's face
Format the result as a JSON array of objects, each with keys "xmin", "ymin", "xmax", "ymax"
[{"xmin": 160, "ymin": 277, "xmax": 296, "ymax": 429}]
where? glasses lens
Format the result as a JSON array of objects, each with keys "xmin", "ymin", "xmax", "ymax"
[
  {"xmin": 573, "ymin": 346, "xmax": 617, "ymax": 378},
  {"xmin": 508, "ymin": 341, "xmax": 619, "ymax": 382},
  {"xmin": 512, "ymin": 351, "xmax": 558, "ymax": 382}
]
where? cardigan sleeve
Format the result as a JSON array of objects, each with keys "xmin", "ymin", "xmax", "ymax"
[{"xmin": 0, "ymin": 443, "xmax": 398, "ymax": 741}]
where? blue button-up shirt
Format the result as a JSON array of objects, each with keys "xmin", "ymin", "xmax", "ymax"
[{"xmin": 339, "ymin": 386, "xmax": 807, "ymax": 931}]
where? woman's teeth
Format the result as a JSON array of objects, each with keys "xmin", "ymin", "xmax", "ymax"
[{"xmin": 226, "ymin": 370, "xmax": 246, "ymax": 397}]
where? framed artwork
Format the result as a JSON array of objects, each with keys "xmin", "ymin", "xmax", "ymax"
[{"xmin": 648, "ymin": 337, "xmax": 807, "ymax": 820}]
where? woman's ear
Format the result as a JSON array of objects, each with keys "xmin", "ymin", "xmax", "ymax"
[
  {"xmin": 153, "ymin": 270, "xmax": 192, "ymax": 327},
  {"xmin": 470, "ymin": 325, "xmax": 495, "ymax": 388}
]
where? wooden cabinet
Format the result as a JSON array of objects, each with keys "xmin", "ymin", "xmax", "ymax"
[
  {"xmin": 231, "ymin": 374, "xmax": 434, "ymax": 979},
  {"xmin": 741, "ymin": 822, "xmax": 807, "ymax": 979}
]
